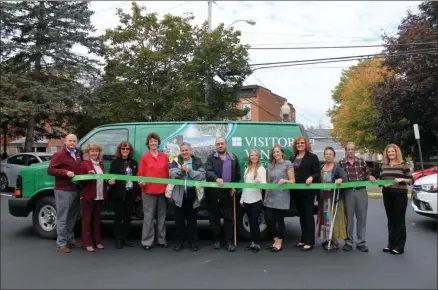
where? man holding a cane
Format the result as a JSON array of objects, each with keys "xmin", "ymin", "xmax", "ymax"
[{"xmin": 205, "ymin": 137, "xmax": 241, "ymax": 252}]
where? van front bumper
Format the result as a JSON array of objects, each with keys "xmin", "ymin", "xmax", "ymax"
[{"xmin": 8, "ymin": 198, "xmax": 31, "ymax": 217}]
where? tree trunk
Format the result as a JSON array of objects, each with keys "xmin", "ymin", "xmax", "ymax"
[{"xmin": 24, "ymin": 112, "xmax": 36, "ymax": 152}]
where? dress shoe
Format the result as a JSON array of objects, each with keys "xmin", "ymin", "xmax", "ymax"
[
  {"xmin": 57, "ymin": 245, "xmax": 71, "ymax": 253},
  {"xmin": 67, "ymin": 242, "xmax": 81, "ymax": 249},
  {"xmin": 356, "ymin": 245, "xmax": 369, "ymax": 252},
  {"xmin": 173, "ymin": 244, "xmax": 183, "ymax": 251},
  {"xmin": 190, "ymin": 244, "xmax": 199, "ymax": 252},
  {"xmin": 227, "ymin": 242, "xmax": 236, "ymax": 252},
  {"xmin": 156, "ymin": 243, "xmax": 168, "ymax": 248},
  {"xmin": 342, "ymin": 244, "xmax": 353, "ymax": 251},
  {"xmin": 115, "ymin": 240, "xmax": 123, "ymax": 249}
]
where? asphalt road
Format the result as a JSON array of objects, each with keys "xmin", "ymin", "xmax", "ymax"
[{"xmin": 1, "ymin": 193, "xmax": 437, "ymax": 289}]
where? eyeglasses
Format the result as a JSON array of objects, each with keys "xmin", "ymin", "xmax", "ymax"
[{"xmin": 121, "ymin": 148, "xmax": 131, "ymax": 151}]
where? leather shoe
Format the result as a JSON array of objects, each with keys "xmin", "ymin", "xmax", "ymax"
[
  {"xmin": 115, "ymin": 241, "xmax": 123, "ymax": 249},
  {"xmin": 173, "ymin": 244, "xmax": 183, "ymax": 251},
  {"xmin": 190, "ymin": 244, "xmax": 199, "ymax": 252},
  {"xmin": 68, "ymin": 242, "xmax": 81, "ymax": 249},
  {"xmin": 156, "ymin": 243, "xmax": 168, "ymax": 248},
  {"xmin": 356, "ymin": 245, "xmax": 369, "ymax": 252},
  {"xmin": 227, "ymin": 242, "xmax": 236, "ymax": 252}
]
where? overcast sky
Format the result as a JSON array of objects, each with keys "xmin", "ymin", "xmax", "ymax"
[{"xmin": 83, "ymin": 1, "xmax": 421, "ymax": 127}]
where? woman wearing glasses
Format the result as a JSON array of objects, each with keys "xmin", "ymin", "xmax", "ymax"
[{"xmin": 108, "ymin": 141, "xmax": 140, "ymax": 249}]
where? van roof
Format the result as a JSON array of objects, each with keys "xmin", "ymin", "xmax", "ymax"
[{"xmin": 94, "ymin": 121, "xmax": 304, "ymax": 129}]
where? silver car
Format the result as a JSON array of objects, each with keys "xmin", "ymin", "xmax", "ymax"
[{"xmin": 0, "ymin": 153, "xmax": 53, "ymax": 191}]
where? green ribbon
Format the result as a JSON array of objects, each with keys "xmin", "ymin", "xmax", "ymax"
[{"xmin": 72, "ymin": 174, "xmax": 392, "ymax": 190}]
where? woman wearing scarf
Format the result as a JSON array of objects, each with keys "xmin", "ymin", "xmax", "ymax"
[{"xmin": 79, "ymin": 143, "xmax": 107, "ymax": 252}]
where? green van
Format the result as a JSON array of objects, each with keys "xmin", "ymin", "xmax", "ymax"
[{"xmin": 8, "ymin": 121, "xmax": 314, "ymax": 240}]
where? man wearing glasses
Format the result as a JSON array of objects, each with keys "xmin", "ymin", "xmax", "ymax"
[{"xmin": 340, "ymin": 142, "xmax": 376, "ymax": 252}]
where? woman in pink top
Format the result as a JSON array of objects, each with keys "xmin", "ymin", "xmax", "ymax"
[{"xmin": 138, "ymin": 132, "xmax": 169, "ymax": 250}]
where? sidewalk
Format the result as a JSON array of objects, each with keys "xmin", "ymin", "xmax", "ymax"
[{"xmin": 367, "ymin": 188, "xmax": 413, "ymax": 200}]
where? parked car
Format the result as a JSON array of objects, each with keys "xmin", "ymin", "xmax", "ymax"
[
  {"xmin": 0, "ymin": 153, "xmax": 53, "ymax": 191},
  {"xmin": 412, "ymin": 166, "xmax": 438, "ymax": 181},
  {"xmin": 8, "ymin": 121, "xmax": 314, "ymax": 241},
  {"xmin": 411, "ymin": 173, "xmax": 437, "ymax": 219}
]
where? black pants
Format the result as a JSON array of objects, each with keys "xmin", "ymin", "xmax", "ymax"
[
  {"xmin": 243, "ymin": 200, "xmax": 262, "ymax": 242},
  {"xmin": 265, "ymin": 207, "xmax": 286, "ymax": 239},
  {"xmin": 206, "ymin": 190, "xmax": 234, "ymax": 242},
  {"xmin": 382, "ymin": 188, "xmax": 408, "ymax": 252},
  {"xmin": 293, "ymin": 192, "xmax": 316, "ymax": 246},
  {"xmin": 113, "ymin": 191, "xmax": 136, "ymax": 242},
  {"xmin": 174, "ymin": 194, "xmax": 198, "ymax": 244}
]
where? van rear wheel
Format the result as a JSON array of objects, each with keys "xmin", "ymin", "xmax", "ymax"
[
  {"xmin": 32, "ymin": 196, "xmax": 57, "ymax": 239},
  {"xmin": 237, "ymin": 207, "xmax": 268, "ymax": 241}
]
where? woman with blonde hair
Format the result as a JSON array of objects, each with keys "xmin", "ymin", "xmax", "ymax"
[
  {"xmin": 240, "ymin": 149, "xmax": 266, "ymax": 253},
  {"xmin": 380, "ymin": 144, "xmax": 413, "ymax": 255},
  {"xmin": 264, "ymin": 145, "xmax": 295, "ymax": 252},
  {"xmin": 79, "ymin": 143, "xmax": 107, "ymax": 252}
]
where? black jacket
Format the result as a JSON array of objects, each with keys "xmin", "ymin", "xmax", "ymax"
[
  {"xmin": 205, "ymin": 151, "xmax": 241, "ymax": 195},
  {"xmin": 108, "ymin": 157, "xmax": 140, "ymax": 200},
  {"xmin": 290, "ymin": 152, "xmax": 321, "ymax": 195}
]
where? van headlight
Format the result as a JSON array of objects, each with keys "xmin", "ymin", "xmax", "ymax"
[{"xmin": 420, "ymin": 184, "xmax": 438, "ymax": 193}]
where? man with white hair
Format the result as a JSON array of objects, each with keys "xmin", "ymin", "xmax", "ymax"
[
  {"xmin": 48, "ymin": 134, "xmax": 82, "ymax": 253},
  {"xmin": 339, "ymin": 142, "xmax": 376, "ymax": 252}
]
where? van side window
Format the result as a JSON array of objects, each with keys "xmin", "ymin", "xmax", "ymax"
[{"xmin": 80, "ymin": 129, "xmax": 129, "ymax": 161}]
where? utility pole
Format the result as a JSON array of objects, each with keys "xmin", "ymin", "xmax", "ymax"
[{"xmin": 204, "ymin": 1, "xmax": 213, "ymax": 105}]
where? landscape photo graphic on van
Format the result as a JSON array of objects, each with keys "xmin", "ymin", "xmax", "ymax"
[{"xmin": 158, "ymin": 122, "xmax": 301, "ymax": 165}]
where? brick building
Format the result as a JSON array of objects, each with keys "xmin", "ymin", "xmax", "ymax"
[{"xmin": 237, "ymin": 85, "xmax": 295, "ymax": 122}]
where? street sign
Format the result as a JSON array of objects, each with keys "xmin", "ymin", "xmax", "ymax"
[{"xmin": 413, "ymin": 124, "xmax": 420, "ymax": 139}]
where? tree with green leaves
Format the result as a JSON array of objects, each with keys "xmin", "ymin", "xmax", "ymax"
[
  {"xmin": 98, "ymin": 2, "xmax": 252, "ymax": 123},
  {"xmin": 0, "ymin": 1, "xmax": 101, "ymax": 151},
  {"xmin": 371, "ymin": 1, "xmax": 437, "ymax": 158}
]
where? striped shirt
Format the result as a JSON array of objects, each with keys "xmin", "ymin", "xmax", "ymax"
[
  {"xmin": 380, "ymin": 163, "xmax": 413, "ymax": 193},
  {"xmin": 339, "ymin": 157, "xmax": 370, "ymax": 182}
]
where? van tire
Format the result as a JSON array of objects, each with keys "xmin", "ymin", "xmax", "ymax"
[
  {"xmin": 32, "ymin": 196, "xmax": 57, "ymax": 240},
  {"xmin": 237, "ymin": 206, "xmax": 268, "ymax": 241}
]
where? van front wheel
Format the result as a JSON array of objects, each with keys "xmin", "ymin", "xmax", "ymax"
[
  {"xmin": 32, "ymin": 196, "xmax": 57, "ymax": 240},
  {"xmin": 237, "ymin": 207, "xmax": 268, "ymax": 241}
]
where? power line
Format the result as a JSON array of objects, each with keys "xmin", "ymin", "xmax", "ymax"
[
  {"xmin": 241, "ymin": 31, "xmax": 382, "ymax": 40},
  {"xmin": 248, "ymin": 39, "xmax": 384, "ymax": 46},
  {"xmin": 248, "ymin": 41, "xmax": 438, "ymax": 50},
  {"xmin": 250, "ymin": 49, "xmax": 436, "ymax": 70},
  {"xmin": 94, "ymin": 1, "xmax": 130, "ymax": 15},
  {"xmin": 156, "ymin": 1, "xmax": 192, "ymax": 14},
  {"xmin": 253, "ymin": 50, "xmax": 437, "ymax": 71}
]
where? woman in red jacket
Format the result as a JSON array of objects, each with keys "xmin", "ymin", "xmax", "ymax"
[
  {"xmin": 138, "ymin": 132, "xmax": 169, "ymax": 250},
  {"xmin": 79, "ymin": 143, "xmax": 107, "ymax": 252}
]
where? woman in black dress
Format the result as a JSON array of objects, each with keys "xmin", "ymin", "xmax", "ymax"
[{"xmin": 108, "ymin": 141, "xmax": 140, "ymax": 249}]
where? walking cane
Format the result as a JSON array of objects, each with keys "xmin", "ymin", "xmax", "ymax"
[
  {"xmin": 326, "ymin": 188, "xmax": 340, "ymax": 252},
  {"xmin": 233, "ymin": 191, "xmax": 237, "ymax": 247}
]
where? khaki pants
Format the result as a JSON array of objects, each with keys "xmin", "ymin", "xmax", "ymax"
[{"xmin": 141, "ymin": 193, "xmax": 167, "ymax": 246}]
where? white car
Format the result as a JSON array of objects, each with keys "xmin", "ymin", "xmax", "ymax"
[
  {"xmin": 0, "ymin": 153, "xmax": 53, "ymax": 191},
  {"xmin": 411, "ymin": 173, "xmax": 438, "ymax": 219}
]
